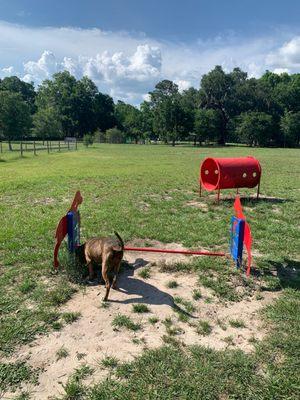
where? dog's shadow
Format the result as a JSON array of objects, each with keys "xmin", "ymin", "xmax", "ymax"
[{"xmin": 109, "ymin": 258, "xmax": 195, "ymax": 318}]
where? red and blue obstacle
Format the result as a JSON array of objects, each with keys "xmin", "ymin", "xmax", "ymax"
[{"xmin": 53, "ymin": 192, "xmax": 253, "ymax": 276}]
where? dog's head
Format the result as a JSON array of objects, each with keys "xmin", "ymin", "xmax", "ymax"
[{"xmin": 75, "ymin": 243, "xmax": 86, "ymax": 264}]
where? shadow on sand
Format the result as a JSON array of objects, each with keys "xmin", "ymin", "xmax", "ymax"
[
  {"xmin": 251, "ymin": 258, "xmax": 300, "ymax": 291},
  {"xmin": 109, "ymin": 258, "xmax": 196, "ymax": 318}
]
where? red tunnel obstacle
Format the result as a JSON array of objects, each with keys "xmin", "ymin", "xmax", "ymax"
[{"xmin": 200, "ymin": 156, "xmax": 261, "ymax": 201}]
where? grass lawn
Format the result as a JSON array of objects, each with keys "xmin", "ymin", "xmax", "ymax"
[{"xmin": 0, "ymin": 144, "xmax": 299, "ymax": 398}]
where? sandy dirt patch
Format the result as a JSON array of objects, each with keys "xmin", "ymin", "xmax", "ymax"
[
  {"xmin": 185, "ymin": 200, "xmax": 209, "ymax": 212},
  {"xmin": 3, "ymin": 246, "xmax": 279, "ymax": 399}
]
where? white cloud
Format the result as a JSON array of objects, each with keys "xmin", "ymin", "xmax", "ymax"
[
  {"xmin": 273, "ymin": 67, "xmax": 290, "ymax": 75},
  {"xmin": 80, "ymin": 45, "xmax": 161, "ymax": 103},
  {"xmin": 84, "ymin": 45, "xmax": 161, "ymax": 86},
  {"xmin": 267, "ymin": 37, "xmax": 300, "ymax": 69},
  {"xmin": 174, "ymin": 79, "xmax": 192, "ymax": 92},
  {"xmin": 1, "ymin": 66, "xmax": 15, "ymax": 77},
  {"xmin": 15, "ymin": 45, "xmax": 162, "ymax": 103},
  {"xmin": 1, "ymin": 21, "xmax": 300, "ymax": 103},
  {"xmin": 23, "ymin": 50, "xmax": 59, "ymax": 82},
  {"xmin": 62, "ymin": 56, "xmax": 81, "ymax": 78}
]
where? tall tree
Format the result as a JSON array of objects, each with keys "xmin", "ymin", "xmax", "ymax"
[
  {"xmin": 140, "ymin": 101, "xmax": 155, "ymax": 140},
  {"xmin": 36, "ymin": 71, "xmax": 79, "ymax": 137},
  {"xmin": 0, "ymin": 76, "xmax": 36, "ymax": 113},
  {"xmin": 200, "ymin": 67, "xmax": 249, "ymax": 145},
  {"xmin": 93, "ymin": 93, "xmax": 116, "ymax": 132},
  {"xmin": 74, "ymin": 76, "xmax": 99, "ymax": 137},
  {"xmin": 36, "ymin": 72, "xmax": 115, "ymax": 138},
  {"xmin": 32, "ymin": 106, "xmax": 63, "ymax": 140},
  {"xmin": 274, "ymin": 73, "xmax": 300, "ymax": 113},
  {"xmin": 115, "ymin": 101, "xmax": 143, "ymax": 143},
  {"xmin": 199, "ymin": 66, "xmax": 231, "ymax": 145},
  {"xmin": 235, "ymin": 111, "xmax": 273, "ymax": 147},
  {"xmin": 149, "ymin": 80, "xmax": 187, "ymax": 146},
  {"xmin": 180, "ymin": 87, "xmax": 200, "ymax": 137},
  {"xmin": 280, "ymin": 111, "xmax": 300, "ymax": 147},
  {"xmin": 194, "ymin": 109, "xmax": 221, "ymax": 145},
  {"xmin": 0, "ymin": 91, "xmax": 32, "ymax": 149}
]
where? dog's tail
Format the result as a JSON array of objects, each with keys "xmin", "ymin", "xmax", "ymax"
[{"xmin": 114, "ymin": 231, "xmax": 124, "ymax": 250}]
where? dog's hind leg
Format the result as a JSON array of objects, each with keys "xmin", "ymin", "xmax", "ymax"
[
  {"xmin": 102, "ymin": 255, "xmax": 111, "ymax": 301},
  {"xmin": 84, "ymin": 252, "xmax": 95, "ymax": 281},
  {"xmin": 87, "ymin": 263, "xmax": 94, "ymax": 280},
  {"xmin": 112, "ymin": 256, "xmax": 122, "ymax": 290},
  {"xmin": 112, "ymin": 272, "xmax": 118, "ymax": 290},
  {"xmin": 86, "ymin": 259, "xmax": 95, "ymax": 283}
]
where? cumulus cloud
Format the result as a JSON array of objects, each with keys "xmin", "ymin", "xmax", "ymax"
[
  {"xmin": 23, "ymin": 50, "xmax": 59, "ymax": 82},
  {"xmin": 84, "ymin": 45, "xmax": 162, "ymax": 102},
  {"xmin": 62, "ymin": 57, "xmax": 81, "ymax": 78},
  {"xmin": 174, "ymin": 79, "xmax": 192, "ymax": 92},
  {"xmin": 1, "ymin": 66, "xmax": 15, "ymax": 77},
  {"xmin": 267, "ymin": 37, "xmax": 300, "ymax": 70},
  {"xmin": 1, "ymin": 21, "xmax": 300, "ymax": 103},
  {"xmin": 273, "ymin": 67, "xmax": 290, "ymax": 75},
  {"xmin": 14, "ymin": 45, "xmax": 162, "ymax": 103}
]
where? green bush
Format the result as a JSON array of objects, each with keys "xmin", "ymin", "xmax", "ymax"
[
  {"xmin": 83, "ymin": 134, "xmax": 94, "ymax": 147},
  {"xmin": 105, "ymin": 127, "xmax": 125, "ymax": 143}
]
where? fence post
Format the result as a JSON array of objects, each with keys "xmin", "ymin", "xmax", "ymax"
[
  {"xmin": 20, "ymin": 141, "xmax": 23, "ymax": 157},
  {"xmin": 68, "ymin": 141, "xmax": 70, "ymax": 151},
  {"xmin": 75, "ymin": 139, "xmax": 77, "ymax": 150},
  {"xmin": 25, "ymin": 142, "xmax": 27, "ymax": 151},
  {"xmin": 0, "ymin": 142, "xmax": 2, "ymax": 153},
  {"xmin": 47, "ymin": 141, "xmax": 50, "ymax": 154},
  {"xmin": 33, "ymin": 141, "xmax": 36, "ymax": 156},
  {"xmin": 49, "ymin": 141, "xmax": 52, "ymax": 152},
  {"xmin": 59, "ymin": 141, "xmax": 61, "ymax": 152}
]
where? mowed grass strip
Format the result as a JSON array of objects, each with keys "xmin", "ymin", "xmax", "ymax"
[{"xmin": 0, "ymin": 144, "xmax": 299, "ymax": 396}]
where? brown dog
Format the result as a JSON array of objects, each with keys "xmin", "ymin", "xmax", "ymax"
[{"xmin": 76, "ymin": 232, "xmax": 124, "ymax": 301}]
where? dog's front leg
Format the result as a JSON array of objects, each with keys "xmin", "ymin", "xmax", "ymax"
[{"xmin": 102, "ymin": 255, "xmax": 111, "ymax": 301}]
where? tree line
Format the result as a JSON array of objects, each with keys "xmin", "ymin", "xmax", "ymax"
[{"xmin": 0, "ymin": 66, "xmax": 299, "ymax": 148}]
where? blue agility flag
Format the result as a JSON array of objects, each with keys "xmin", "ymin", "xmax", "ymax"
[
  {"xmin": 230, "ymin": 216, "xmax": 245, "ymax": 269},
  {"xmin": 67, "ymin": 211, "xmax": 80, "ymax": 253}
]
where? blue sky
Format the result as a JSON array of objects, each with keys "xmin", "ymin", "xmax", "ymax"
[
  {"xmin": 2, "ymin": 0, "xmax": 300, "ymax": 40},
  {"xmin": 1, "ymin": 1, "xmax": 300, "ymax": 103}
]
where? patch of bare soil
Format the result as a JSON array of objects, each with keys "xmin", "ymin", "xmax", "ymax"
[
  {"xmin": 251, "ymin": 249, "xmax": 265, "ymax": 258},
  {"xmin": 185, "ymin": 200, "xmax": 209, "ymax": 212},
  {"xmin": 32, "ymin": 197, "xmax": 57, "ymax": 206},
  {"xmin": 137, "ymin": 201, "xmax": 150, "ymax": 211},
  {"xmin": 271, "ymin": 205, "xmax": 282, "ymax": 214},
  {"xmin": 148, "ymin": 194, "xmax": 173, "ymax": 201},
  {"xmin": 3, "ymin": 245, "xmax": 279, "ymax": 400}
]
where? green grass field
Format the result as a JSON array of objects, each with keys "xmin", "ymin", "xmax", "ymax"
[{"xmin": 0, "ymin": 144, "xmax": 299, "ymax": 399}]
